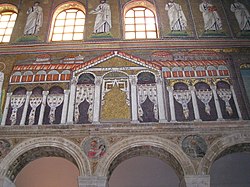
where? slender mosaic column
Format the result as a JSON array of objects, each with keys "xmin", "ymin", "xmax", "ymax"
[
  {"xmin": 230, "ymin": 85, "xmax": 242, "ymax": 119},
  {"xmin": 210, "ymin": 85, "xmax": 223, "ymax": 121},
  {"xmin": 167, "ymin": 86, "xmax": 176, "ymax": 122},
  {"xmin": 1, "ymin": 92, "xmax": 12, "ymax": 126},
  {"xmin": 92, "ymin": 76, "xmax": 102, "ymax": 124},
  {"xmin": 61, "ymin": 90, "xmax": 70, "ymax": 124},
  {"xmin": 67, "ymin": 76, "xmax": 77, "ymax": 124},
  {"xmin": 20, "ymin": 91, "xmax": 32, "ymax": 126},
  {"xmin": 156, "ymin": 76, "xmax": 167, "ymax": 123},
  {"xmin": 129, "ymin": 75, "xmax": 139, "ymax": 123},
  {"xmin": 189, "ymin": 86, "xmax": 201, "ymax": 121},
  {"xmin": 38, "ymin": 91, "xmax": 49, "ymax": 125}
]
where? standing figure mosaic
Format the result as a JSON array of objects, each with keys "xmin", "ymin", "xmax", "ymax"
[
  {"xmin": 231, "ymin": 0, "xmax": 250, "ymax": 31},
  {"xmin": 24, "ymin": 1, "xmax": 43, "ymax": 35},
  {"xmin": 199, "ymin": 0, "xmax": 222, "ymax": 31},
  {"xmin": 89, "ymin": 0, "xmax": 112, "ymax": 33},
  {"xmin": 165, "ymin": 0, "xmax": 187, "ymax": 31}
]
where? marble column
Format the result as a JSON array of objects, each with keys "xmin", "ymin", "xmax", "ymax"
[
  {"xmin": 185, "ymin": 175, "xmax": 210, "ymax": 187},
  {"xmin": 156, "ymin": 76, "xmax": 167, "ymax": 123},
  {"xmin": 210, "ymin": 85, "xmax": 223, "ymax": 121},
  {"xmin": 67, "ymin": 76, "xmax": 77, "ymax": 124},
  {"xmin": 189, "ymin": 86, "xmax": 201, "ymax": 121},
  {"xmin": 1, "ymin": 92, "xmax": 12, "ymax": 126},
  {"xmin": 78, "ymin": 176, "xmax": 108, "ymax": 187},
  {"xmin": 61, "ymin": 90, "xmax": 70, "ymax": 124},
  {"xmin": 38, "ymin": 91, "xmax": 49, "ymax": 125},
  {"xmin": 0, "ymin": 176, "xmax": 16, "ymax": 187},
  {"xmin": 129, "ymin": 75, "xmax": 139, "ymax": 123},
  {"xmin": 92, "ymin": 76, "xmax": 102, "ymax": 124},
  {"xmin": 230, "ymin": 85, "xmax": 242, "ymax": 119},
  {"xmin": 167, "ymin": 86, "xmax": 176, "ymax": 122},
  {"xmin": 20, "ymin": 91, "xmax": 32, "ymax": 126}
]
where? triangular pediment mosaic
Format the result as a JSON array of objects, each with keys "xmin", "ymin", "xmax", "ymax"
[{"xmin": 74, "ymin": 51, "xmax": 160, "ymax": 74}]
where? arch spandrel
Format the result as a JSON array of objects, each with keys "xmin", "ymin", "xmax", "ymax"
[
  {"xmin": 95, "ymin": 135, "xmax": 195, "ymax": 177},
  {"xmin": 0, "ymin": 137, "xmax": 91, "ymax": 181},
  {"xmin": 198, "ymin": 133, "xmax": 250, "ymax": 175}
]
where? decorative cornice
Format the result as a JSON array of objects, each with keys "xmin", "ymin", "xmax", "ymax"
[{"xmin": 0, "ymin": 40, "xmax": 249, "ymax": 55}]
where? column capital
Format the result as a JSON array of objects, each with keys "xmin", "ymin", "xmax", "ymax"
[
  {"xmin": 26, "ymin": 91, "xmax": 32, "ymax": 96},
  {"xmin": 64, "ymin": 89, "xmax": 70, "ymax": 95},
  {"xmin": 0, "ymin": 176, "xmax": 15, "ymax": 187},
  {"xmin": 156, "ymin": 76, "xmax": 163, "ymax": 84},
  {"xmin": 0, "ymin": 72, "xmax": 4, "ymax": 82},
  {"xmin": 78, "ymin": 176, "xmax": 108, "ymax": 187},
  {"xmin": 95, "ymin": 76, "xmax": 102, "ymax": 86},
  {"xmin": 188, "ymin": 85, "xmax": 196, "ymax": 91},
  {"xmin": 185, "ymin": 175, "xmax": 210, "ymax": 187},
  {"xmin": 71, "ymin": 76, "xmax": 78, "ymax": 85},
  {"xmin": 6, "ymin": 92, "xmax": 12, "ymax": 97},
  {"xmin": 42, "ymin": 90, "xmax": 49, "ymax": 96},
  {"xmin": 129, "ymin": 75, "xmax": 137, "ymax": 85},
  {"xmin": 210, "ymin": 85, "xmax": 217, "ymax": 90},
  {"xmin": 167, "ymin": 86, "xmax": 174, "ymax": 92}
]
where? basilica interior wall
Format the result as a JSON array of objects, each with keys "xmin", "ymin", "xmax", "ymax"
[{"xmin": 0, "ymin": 0, "xmax": 249, "ymax": 187}]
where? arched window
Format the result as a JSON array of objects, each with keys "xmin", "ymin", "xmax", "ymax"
[
  {"xmin": 49, "ymin": 2, "xmax": 86, "ymax": 41},
  {"xmin": 0, "ymin": 4, "xmax": 18, "ymax": 43},
  {"xmin": 124, "ymin": 1, "xmax": 158, "ymax": 39}
]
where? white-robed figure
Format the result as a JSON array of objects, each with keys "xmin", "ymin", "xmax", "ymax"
[
  {"xmin": 165, "ymin": 0, "xmax": 187, "ymax": 31},
  {"xmin": 199, "ymin": 0, "xmax": 222, "ymax": 31},
  {"xmin": 89, "ymin": 0, "xmax": 112, "ymax": 33},
  {"xmin": 24, "ymin": 1, "xmax": 43, "ymax": 35},
  {"xmin": 231, "ymin": 0, "xmax": 250, "ymax": 31}
]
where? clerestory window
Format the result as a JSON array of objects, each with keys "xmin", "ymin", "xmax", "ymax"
[
  {"xmin": 49, "ymin": 2, "xmax": 85, "ymax": 41},
  {"xmin": 124, "ymin": 2, "xmax": 158, "ymax": 39}
]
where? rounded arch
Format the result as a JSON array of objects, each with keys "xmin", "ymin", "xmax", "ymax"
[
  {"xmin": 198, "ymin": 133, "xmax": 250, "ymax": 175},
  {"xmin": 123, "ymin": 0, "xmax": 156, "ymax": 16},
  {"xmin": 136, "ymin": 69, "xmax": 158, "ymax": 78},
  {"xmin": 13, "ymin": 87, "xmax": 27, "ymax": 95},
  {"xmin": 77, "ymin": 73, "xmax": 95, "ymax": 84},
  {"xmin": 103, "ymin": 70, "xmax": 129, "ymax": 78},
  {"xmin": 95, "ymin": 136, "xmax": 195, "ymax": 177},
  {"xmin": 137, "ymin": 71, "xmax": 156, "ymax": 84},
  {"xmin": 216, "ymin": 80, "xmax": 230, "ymax": 89},
  {"xmin": 0, "ymin": 4, "xmax": 18, "ymax": 13},
  {"xmin": 0, "ymin": 137, "xmax": 91, "ymax": 181},
  {"xmin": 173, "ymin": 81, "xmax": 189, "ymax": 90}
]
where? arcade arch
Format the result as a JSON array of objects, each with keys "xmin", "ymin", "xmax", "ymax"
[
  {"xmin": 0, "ymin": 137, "xmax": 91, "ymax": 182},
  {"xmin": 95, "ymin": 136, "xmax": 195, "ymax": 184}
]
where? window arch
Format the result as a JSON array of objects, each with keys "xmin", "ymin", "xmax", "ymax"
[
  {"xmin": 49, "ymin": 2, "xmax": 86, "ymax": 41},
  {"xmin": 124, "ymin": 1, "xmax": 158, "ymax": 39},
  {"xmin": 0, "ymin": 4, "xmax": 18, "ymax": 43}
]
